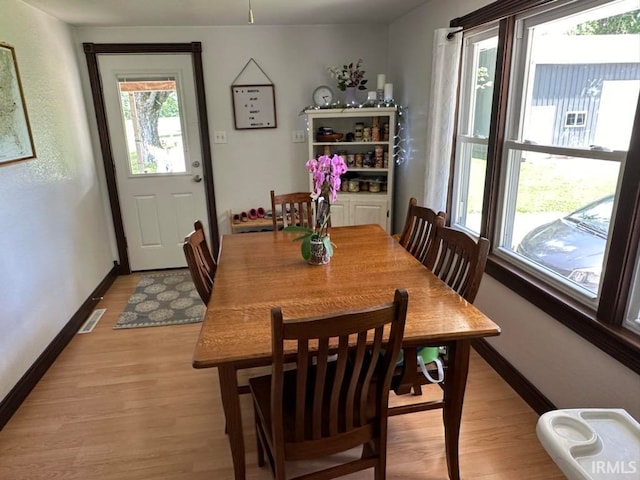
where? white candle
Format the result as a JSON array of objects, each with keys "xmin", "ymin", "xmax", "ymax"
[
  {"xmin": 367, "ymin": 91, "xmax": 376, "ymax": 100},
  {"xmin": 384, "ymin": 83, "xmax": 393, "ymax": 101},
  {"xmin": 377, "ymin": 74, "xmax": 386, "ymax": 90}
]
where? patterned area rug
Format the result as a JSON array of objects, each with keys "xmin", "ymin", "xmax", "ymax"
[{"xmin": 113, "ymin": 270, "xmax": 205, "ymax": 330}]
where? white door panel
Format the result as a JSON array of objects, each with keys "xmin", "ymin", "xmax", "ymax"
[
  {"xmin": 99, "ymin": 54, "xmax": 208, "ymax": 270},
  {"xmin": 135, "ymin": 195, "xmax": 162, "ymax": 246},
  {"xmin": 329, "ymin": 201, "xmax": 348, "ymax": 227},
  {"xmin": 350, "ymin": 198, "xmax": 388, "ymax": 231}
]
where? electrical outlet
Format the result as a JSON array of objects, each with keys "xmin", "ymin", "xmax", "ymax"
[
  {"xmin": 292, "ymin": 130, "xmax": 306, "ymax": 143},
  {"xmin": 213, "ymin": 131, "xmax": 227, "ymax": 144}
]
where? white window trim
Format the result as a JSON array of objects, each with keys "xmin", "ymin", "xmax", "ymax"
[{"xmin": 565, "ymin": 110, "xmax": 587, "ymax": 127}]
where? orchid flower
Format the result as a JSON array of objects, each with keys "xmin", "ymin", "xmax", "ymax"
[{"xmin": 305, "ymin": 154, "xmax": 348, "ymax": 235}]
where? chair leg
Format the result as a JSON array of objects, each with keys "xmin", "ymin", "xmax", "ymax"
[
  {"xmin": 374, "ymin": 437, "xmax": 386, "ymax": 480},
  {"xmin": 254, "ymin": 408, "xmax": 265, "ymax": 467}
]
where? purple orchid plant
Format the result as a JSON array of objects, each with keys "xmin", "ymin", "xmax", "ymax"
[{"xmin": 285, "ymin": 154, "xmax": 348, "ymax": 260}]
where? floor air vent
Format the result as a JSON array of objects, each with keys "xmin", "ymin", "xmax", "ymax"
[{"xmin": 78, "ymin": 308, "xmax": 106, "ymax": 334}]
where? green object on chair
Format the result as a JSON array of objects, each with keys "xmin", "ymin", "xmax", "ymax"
[
  {"xmin": 417, "ymin": 347, "xmax": 444, "ymax": 383},
  {"xmin": 417, "ymin": 346, "xmax": 439, "ymax": 364}
]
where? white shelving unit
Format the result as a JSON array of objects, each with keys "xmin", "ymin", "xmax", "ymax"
[{"xmin": 305, "ymin": 107, "xmax": 396, "ymax": 232}]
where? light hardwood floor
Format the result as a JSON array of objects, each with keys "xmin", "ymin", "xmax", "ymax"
[{"xmin": 0, "ymin": 273, "xmax": 564, "ymax": 479}]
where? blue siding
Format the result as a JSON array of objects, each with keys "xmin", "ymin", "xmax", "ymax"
[{"xmin": 532, "ymin": 63, "xmax": 640, "ymax": 147}]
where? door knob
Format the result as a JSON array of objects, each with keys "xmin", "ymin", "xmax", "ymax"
[{"xmin": 193, "ymin": 174, "xmax": 202, "ymax": 183}]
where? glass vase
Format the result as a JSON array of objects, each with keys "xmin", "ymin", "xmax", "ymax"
[{"xmin": 344, "ymin": 86, "xmax": 358, "ymax": 106}]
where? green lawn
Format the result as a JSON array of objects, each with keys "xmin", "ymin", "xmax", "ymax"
[{"xmin": 468, "ymin": 156, "xmax": 619, "ymax": 215}]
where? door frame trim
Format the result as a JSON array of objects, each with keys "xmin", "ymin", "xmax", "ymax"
[{"xmin": 83, "ymin": 42, "xmax": 220, "ymax": 274}]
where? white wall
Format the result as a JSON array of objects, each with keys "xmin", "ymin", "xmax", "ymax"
[
  {"xmin": 74, "ymin": 25, "xmax": 389, "ymax": 236},
  {"xmin": 389, "ymin": 0, "xmax": 640, "ymax": 419},
  {"xmin": 476, "ymin": 277, "xmax": 640, "ymax": 416},
  {"xmin": 0, "ymin": 0, "xmax": 114, "ymax": 401}
]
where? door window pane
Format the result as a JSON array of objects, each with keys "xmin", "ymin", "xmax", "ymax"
[{"xmin": 118, "ymin": 77, "xmax": 187, "ymax": 175}]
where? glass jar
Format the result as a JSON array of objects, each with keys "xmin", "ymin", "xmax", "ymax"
[
  {"xmin": 372, "ymin": 125, "xmax": 380, "ymax": 142},
  {"xmin": 363, "ymin": 151, "xmax": 374, "ymax": 168}
]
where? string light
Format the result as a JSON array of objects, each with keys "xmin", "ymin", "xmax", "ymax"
[{"xmin": 394, "ymin": 105, "xmax": 408, "ymax": 165}]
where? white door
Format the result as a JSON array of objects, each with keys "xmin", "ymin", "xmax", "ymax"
[{"xmin": 99, "ymin": 54, "xmax": 208, "ymax": 271}]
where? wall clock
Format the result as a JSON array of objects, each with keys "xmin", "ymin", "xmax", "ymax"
[{"xmin": 312, "ymin": 85, "xmax": 334, "ymax": 107}]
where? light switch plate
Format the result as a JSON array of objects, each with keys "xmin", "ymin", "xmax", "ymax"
[
  {"xmin": 292, "ymin": 130, "xmax": 306, "ymax": 143},
  {"xmin": 214, "ymin": 131, "xmax": 227, "ymax": 144}
]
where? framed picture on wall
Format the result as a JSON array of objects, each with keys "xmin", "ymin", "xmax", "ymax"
[
  {"xmin": 0, "ymin": 43, "xmax": 36, "ymax": 165},
  {"xmin": 231, "ymin": 84, "xmax": 277, "ymax": 130}
]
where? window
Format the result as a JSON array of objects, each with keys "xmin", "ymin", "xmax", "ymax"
[
  {"xmin": 449, "ymin": 0, "xmax": 640, "ymax": 370},
  {"xmin": 565, "ymin": 111, "xmax": 587, "ymax": 127},
  {"xmin": 451, "ymin": 28, "xmax": 499, "ymax": 235},
  {"xmin": 497, "ymin": 0, "xmax": 638, "ymax": 299}
]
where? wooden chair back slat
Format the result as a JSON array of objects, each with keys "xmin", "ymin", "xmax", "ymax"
[
  {"xmin": 345, "ymin": 331, "xmax": 366, "ymax": 431},
  {"xmin": 312, "ymin": 338, "xmax": 330, "ymax": 439},
  {"xmin": 360, "ymin": 326, "xmax": 384, "ymax": 426},
  {"xmin": 183, "ymin": 220, "xmax": 217, "ymax": 305},
  {"xmin": 270, "ymin": 190, "xmax": 313, "ymax": 229},
  {"xmin": 398, "ymin": 197, "xmax": 446, "ymax": 264},
  {"xmin": 294, "ymin": 340, "xmax": 309, "ymax": 442},
  {"xmin": 329, "ymin": 336, "xmax": 350, "ymax": 436}
]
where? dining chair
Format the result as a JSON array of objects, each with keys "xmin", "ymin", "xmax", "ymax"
[
  {"xmin": 393, "ymin": 226, "xmax": 489, "ymax": 397},
  {"xmin": 184, "ymin": 221, "xmax": 278, "ymax": 402},
  {"xmin": 270, "ymin": 190, "xmax": 313, "ymax": 230},
  {"xmin": 396, "ymin": 197, "xmax": 446, "ymax": 265},
  {"xmin": 183, "ymin": 220, "xmax": 217, "ymax": 305},
  {"xmin": 249, "ymin": 289, "xmax": 409, "ymax": 480}
]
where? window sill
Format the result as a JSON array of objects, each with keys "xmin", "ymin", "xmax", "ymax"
[{"xmin": 485, "ymin": 255, "xmax": 640, "ymax": 375}]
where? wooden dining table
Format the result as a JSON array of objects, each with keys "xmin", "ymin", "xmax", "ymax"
[{"xmin": 193, "ymin": 224, "xmax": 500, "ymax": 480}]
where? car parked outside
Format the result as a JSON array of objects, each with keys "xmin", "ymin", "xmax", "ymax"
[{"xmin": 516, "ymin": 195, "xmax": 614, "ymax": 294}]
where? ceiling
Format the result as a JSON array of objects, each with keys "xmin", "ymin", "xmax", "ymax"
[{"xmin": 21, "ymin": 0, "xmax": 431, "ymax": 27}]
